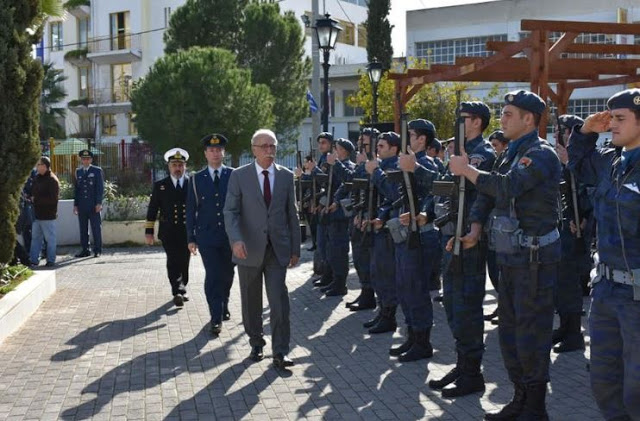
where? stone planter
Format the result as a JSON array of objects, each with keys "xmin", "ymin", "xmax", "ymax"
[
  {"xmin": 102, "ymin": 220, "xmax": 147, "ymax": 245},
  {"xmin": 0, "ymin": 270, "xmax": 56, "ymax": 344}
]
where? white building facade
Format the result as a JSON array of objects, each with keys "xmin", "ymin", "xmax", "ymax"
[
  {"xmin": 405, "ymin": 0, "xmax": 640, "ymax": 139},
  {"xmin": 40, "ymin": 0, "xmax": 369, "ymax": 148}
]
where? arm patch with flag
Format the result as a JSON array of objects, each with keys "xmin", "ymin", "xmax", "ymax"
[{"xmin": 306, "ymin": 90, "xmax": 318, "ymax": 113}]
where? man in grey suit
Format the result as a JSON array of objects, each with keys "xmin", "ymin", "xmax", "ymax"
[{"xmin": 224, "ymin": 129, "xmax": 301, "ymax": 369}]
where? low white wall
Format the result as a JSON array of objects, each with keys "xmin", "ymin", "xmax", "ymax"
[{"xmin": 56, "ymin": 199, "xmax": 82, "ymax": 246}]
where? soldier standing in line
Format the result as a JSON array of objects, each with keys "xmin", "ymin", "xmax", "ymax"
[
  {"xmin": 450, "ymin": 91, "xmax": 561, "ymax": 419},
  {"xmin": 568, "ymin": 89, "xmax": 640, "ymax": 421},
  {"xmin": 145, "ymin": 148, "xmax": 191, "ymax": 307},
  {"xmin": 74, "ymin": 149, "xmax": 104, "ymax": 258}
]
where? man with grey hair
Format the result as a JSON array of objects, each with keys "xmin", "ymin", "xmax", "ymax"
[{"xmin": 224, "ymin": 128, "xmax": 301, "ymax": 369}]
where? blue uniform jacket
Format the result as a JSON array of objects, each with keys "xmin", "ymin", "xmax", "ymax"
[
  {"xmin": 186, "ymin": 166, "xmax": 234, "ymax": 247},
  {"xmin": 74, "ymin": 165, "xmax": 104, "ymax": 211},
  {"xmin": 568, "ymin": 129, "xmax": 640, "ymax": 271}
]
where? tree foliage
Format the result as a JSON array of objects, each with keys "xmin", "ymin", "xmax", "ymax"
[
  {"xmin": 131, "ymin": 47, "xmax": 274, "ymax": 167},
  {"xmin": 163, "ymin": 0, "xmax": 309, "ymax": 145},
  {"xmin": 347, "ymin": 61, "xmax": 502, "ymax": 139},
  {"xmin": 366, "ymin": 0, "xmax": 393, "ymax": 70},
  {"xmin": 0, "ymin": 0, "xmax": 43, "ymax": 264},
  {"xmin": 40, "ymin": 61, "xmax": 67, "ymax": 140}
]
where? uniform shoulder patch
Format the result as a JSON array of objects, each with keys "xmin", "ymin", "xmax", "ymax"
[
  {"xmin": 469, "ymin": 155, "xmax": 486, "ymax": 168},
  {"xmin": 517, "ymin": 157, "xmax": 532, "ymax": 169}
]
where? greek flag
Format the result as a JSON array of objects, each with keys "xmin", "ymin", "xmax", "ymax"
[{"xmin": 306, "ymin": 90, "xmax": 319, "ymax": 113}]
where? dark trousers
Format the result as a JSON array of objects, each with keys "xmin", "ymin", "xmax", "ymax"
[
  {"xmin": 487, "ymin": 249, "xmax": 500, "ymax": 292},
  {"xmin": 237, "ymin": 244, "xmax": 290, "ymax": 355},
  {"xmin": 555, "ymin": 224, "xmax": 585, "ymax": 314},
  {"xmin": 162, "ymin": 240, "xmax": 190, "ymax": 296},
  {"xmin": 351, "ymin": 228, "xmax": 371, "ymax": 288},
  {"xmin": 200, "ymin": 245, "xmax": 234, "ymax": 323},
  {"xmin": 371, "ymin": 230, "xmax": 396, "ymax": 306},
  {"xmin": 395, "ymin": 238, "xmax": 434, "ymax": 331},
  {"xmin": 78, "ymin": 209, "xmax": 102, "ymax": 253},
  {"xmin": 326, "ymin": 219, "xmax": 350, "ymax": 286}
]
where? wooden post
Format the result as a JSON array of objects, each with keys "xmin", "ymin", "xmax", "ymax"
[{"xmin": 394, "ymin": 80, "xmax": 402, "ymax": 133}]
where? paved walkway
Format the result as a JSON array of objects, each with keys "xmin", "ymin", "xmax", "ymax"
[{"xmin": 0, "ymin": 244, "xmax": 600, "ymax": 420}]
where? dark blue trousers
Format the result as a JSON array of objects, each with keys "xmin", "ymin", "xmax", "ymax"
[
  {"xmin": 200, "ymin": 245, "xmax": 234, "ymax": 323},
  {"xmin": 78, "ymin": 208, "xmax": 102, "ymax": 253},
  {"xmin": 370, "ymin": 230, "xmax": 396, "ymax": 306}
]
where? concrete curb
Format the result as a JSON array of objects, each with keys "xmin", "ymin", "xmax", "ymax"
[{"xmin": 0, "ymin": 270, "xmax": 56, "ymax": 344}]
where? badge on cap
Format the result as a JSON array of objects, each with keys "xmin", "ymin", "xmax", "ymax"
[
  {"xmin": 634, "ymin": 96, "xmax": 640, "ymax": 106},
  {"xmin": 210, "ymin": 136, "xmax": 220, "ymax": 145},
  {"xmin": 507, "ymin": 95, "xmax": 514, "ymax": 103}
]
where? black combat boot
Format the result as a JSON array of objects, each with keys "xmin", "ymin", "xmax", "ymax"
[
  {"xmin": 516, "ymin": 383, "xmax": 549, "ymax": 421},
  {"xmin": 485, "ymin": 383, "xmax": 526, "ymax": 420},
  {"xmin": 368, "ymin": 306, "xmax": 397, "ymax": 334},
  {"xmin": 428, "ymin": 353, "xmax": 462, "ymax": 390},
  {"xmin": 553, "ymin": 313, "xmax": 585, "ymax": 353},
  {"xmin": 441, "ymin": 356, "xmax": 485, "ymax": 398},
  {"xmin": 551, "ymin": 313, "xmax": 568, "ymax": 345},
  {"xmin": 389, "ymin": 326, "xmax": 413, "ymax": 356},
  {"xmin": 349, "ymin": 287, "xmax": 376, "ymax": 311},
  {"xmin": 398, "ymin": 329, "xmax": 433, "ymax": 362}
]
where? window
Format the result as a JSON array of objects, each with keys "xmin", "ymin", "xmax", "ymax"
[
  {"xmin": 337, "ymin": 19, "xmax": 355, "ymax": 46},
  {"xmin": 79, "ymin": 115, "xmax": 92, "ymax": 134},
  {"xmin": 343, "ymin": 90, "xmax": 363, "ymax": 117},
  {"xmin": 78, "ymin": 67, "xmax": 92, "ymax": 99},
  {"xmin": 568, "ymin": 98, "xmax": 608, "ymax": 119},
  {"xmin": 520, "ymin": 31, "xmax": 616, "ymax": 59},
  {"xmin": 101, "ymin": 114, "xmax": 117, "ymax": 136},
  {"xmin": 110, "ymin": 11, "xmax": 130, "ymax": 50},
  {"xmin": 357, "ymin": 24, "xmax": 367, "ymax": 48},
  {"xmin": 50, "ymin": 21, "xmax": 63, "ymax": 51},
  {"xmin": 128, "ymin": 113, "xmax": 138, "ymax": 135},
  {"xmin": 164, "ymin": 7, "xmax": 172, "ymax": 28},
  {"xmin": 415, "ymin": 34, "xmax": 508, "ymax": 65},
  {"xmin": 111, "ymin": 63, "xmax": 132, "ymax": 102},
  {"xmin": 78, "ymin": 17, "xmax": 90, "ymax": 49}
]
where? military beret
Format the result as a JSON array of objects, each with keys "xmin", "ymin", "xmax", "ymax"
[
  {"xmin": 361, "ymin": 127, "xmax": 380, "ymax": 138},
  {"xmin": 78, "ymin": 149, "xmax": 93, "ymax": 158},
  {"xmin": 335, "ymin": 138, "xmax": 355, "ymax": 153},
  {"xmin": 607, "ymin": 88, "xmax": 640, "ymax": 111},
  {"xmin": 201, "ymin": 133, "xmax": 228, "ymax": 148},
  {"xmin": 408, "ymin": 119, "xmax": 437, "ymax": 136},
  {"xmin": 504, "ymin": 90, "xmax": 546, "ymax": 115},
  {"xmin": 557, "ymin": 114, "xmax": 584, "ymax": 131},
  {"xmin": 460, "ymin": 101, "xmax": 491, "ymax": 123},
  {"xmin": 317, "ymin": 132, "xmax": 334, "ymax": 142},
  {"xmin": 164, "ymin": 147, "xmax": 189, "ymax": 163},
  {"xmin": 488, "ymin": 130, "xmax": 508, "ymax": 143},
  {"xmin": 379, "ymin": 131, "xmax": 401, "ymax": 148}
]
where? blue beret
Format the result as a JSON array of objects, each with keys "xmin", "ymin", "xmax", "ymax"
[
  {"xmin": 460, "ymin": 101, "xmax": 491, "ymax": 123},
  {"xmin": 201, "ymin": 133, "xmax": 229, "ymax": 148},
  {"xmin": 488, "ymin": 130, "xmax": 508, "ymax": 143},
  {"xmin": 408, "ymin": 119, "xmax": 436, "ymax": 137},
  {"xmin": 335, "ymin": 138, "xmax": 355, "ymax": 153},
  {"xmin": 361, "ymin": 127, "xmax": 380, "ymax": 138},
  {"xmin": 607, "ymin": 89, "xmax": 640, "ymax": 111},
  {"xmin": 557, "ymin": 114, "xmax": 584, "ymax": 130},
  {"xmin": 78, "ymin": 149, "xmax": 93, "ymax": 158},
  {"xmin": 317, "ymin": 132, "xmax": 334, "ymax": 142},
  {"xmin": 504, "ymin": 90, "xmax": 546, "ymax": 115},
  {"xmin": 379, "ymin": 131, "xmax": 401, "ymax": 148}
]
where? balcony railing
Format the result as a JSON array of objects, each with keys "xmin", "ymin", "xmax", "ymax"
[
  {"xmin": 88, "ymin": 33, "xmax": 141, "ymax": 54},
  {"xmin": 87, "ymin": 87, "xmax": 132, "ymax": 104}
]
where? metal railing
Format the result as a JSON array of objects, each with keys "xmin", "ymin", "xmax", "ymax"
[
  {"xmin": 87, "ymin": 87, "xmax": 132, "ymax": 104},
  {"xmin": 88, "ymin": 33, "xmax": 141, "ymax": 54}
]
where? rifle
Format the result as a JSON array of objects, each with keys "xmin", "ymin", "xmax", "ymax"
[
  {"xmin": 452, "ymin": 92, "xmax": 466, "ymax": 266},
  {"xmin": 362, "ymin": 131, "xmax": 379, "ymax": 246},
  {"xmin": 399, "ymin": 112, "xmax": 420, "ymax": 248},
  {"xmin": 320, "ymin": 132, "xmax": 336, "ymax": 225},
  {"xmin": 296, "ymin": 148, "xmax": 306, "ymax": 225},
  {"xmin": 310, "ymin": 137, "xmax": 318, "ymax": 213}
]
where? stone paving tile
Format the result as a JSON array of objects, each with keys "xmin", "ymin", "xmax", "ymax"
[{"xmin": 0, "ymin": 245, "xmax": 601, "ymax": 420}]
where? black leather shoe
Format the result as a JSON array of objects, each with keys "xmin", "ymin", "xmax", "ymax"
[
  {"xmin": 273, "ymin": 353, "xmax": 294, "ymax": 368},
  {"xmin": 324, "ymin": 287, "xmax": 347, "ymax": 296},
  {"xmin": 182, "ymin": 294, "xmax": 190, "ymax": 302},
  {"xmin": 210, "ymin": 322, "xmax": 221, "ymax": 336},
  {"xmin": 223, "ymin": 311, "xmax": 231, "ymax": 321},
  {"xmin": 249, "ymin": 346, "xmax": 264, "ymax": 362},
  {"xmin": 313, "ymin": 278, "xmax": 331, "ymax": 288},
  {"xmin": 94, "ymin": 252, "xmax": 101, "ymax": 258},
  {"xmin": 173, "ymin": 294, "xmax": 184, "ymax": 307},
  {"xmin": 75, "ymin": 250, "xmax": 91, "ymax": 258}
]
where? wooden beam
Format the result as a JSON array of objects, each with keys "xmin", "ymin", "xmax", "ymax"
[
  {"xmin": 566, "ymin": 75, "xmax": 640, "ymax": 90},
  {"xmin": 521, "ymin": 19, "xmax": 640, "ymax": 35},
  {"xmin": 488, "ymin": 40, "xmax": 640, "ymax": 55},
  {"xmin": 548, "ymin": 32, "xmax": 578, "ymax": 62},
  {"xmin": 455, "ymin": 57, "xmax": 640, "ymax": 77}
]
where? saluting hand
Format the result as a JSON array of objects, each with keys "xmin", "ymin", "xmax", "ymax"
[{"xmin": 581, "ymin": 111, "xmax": 611, "ymax": 134}]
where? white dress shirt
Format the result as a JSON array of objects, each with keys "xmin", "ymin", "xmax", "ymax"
[
  {"xmin": 255, "ymin": 161, "xmax": 275, "ymax": 194},
  {"xmin": 170, "ymin": 175, "xmax": 185, "ymax": 188},
  {"xmin": 208, "ymin": 165, "xmax": 223, "ymax": 181}
]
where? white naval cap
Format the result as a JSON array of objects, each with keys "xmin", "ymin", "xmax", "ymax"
[{"xmin": 164, "ymin": 147, "xmax": 189, "ymax": 163}]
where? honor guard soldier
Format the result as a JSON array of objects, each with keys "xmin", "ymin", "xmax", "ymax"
[
  {"xmin": 450, "ymin": 91, "xmax": 561, "ymax": 419},
  {"xmin": 568, "ymin": 89, "xmax": 640, "ymax": 421},
  {"xmin": 145, "ymin": 148, "xmax": 191, "ymax": 307},
  {"xmin": 74, "ymin": 149, "xmax": 104, "ymax": 258},
  {"xmin": 186, "ymin": 134, "xmax": 235, "ymax": 336}
]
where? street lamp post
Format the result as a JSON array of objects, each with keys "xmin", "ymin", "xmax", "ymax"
[
  {"xmin": 367, "ymin": 59, "xmax": 383, "ymax": 124},
  {"xmin": 314, "ymin": 13, "xmax": 342, "ymax": 132}
]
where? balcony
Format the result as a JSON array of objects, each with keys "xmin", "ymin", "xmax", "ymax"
[
  {"xmin": 64, "ymin": 0, "xmax": 90, "ymax": 19},
  {"xmin": 80, "ymin": 87, "xmax": 133, "ymax": 114},
  {"xmin": 68, "ymin": 97, "xmax": 91, "ymax": 115},
  {"xmin": 64, "ymin": 48, "xmax": 89, "ymax": 67},
  {"xmin": 87, "ymin": 33, "xmax": 142, "ymax": 65}
]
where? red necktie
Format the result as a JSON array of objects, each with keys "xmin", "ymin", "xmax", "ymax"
[{"xmin": 262, "ymin": 170, "xmax": 271, "ymax": 207}]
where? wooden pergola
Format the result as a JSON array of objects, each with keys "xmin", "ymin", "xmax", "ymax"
[{"xmin": 390, "ymin": 19, "xmax": 640, "ymax": 137}]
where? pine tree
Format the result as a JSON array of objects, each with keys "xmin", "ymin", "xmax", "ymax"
[{"xmin": 366, "ymin": 0, "xmax": 393, "ymax": 70}]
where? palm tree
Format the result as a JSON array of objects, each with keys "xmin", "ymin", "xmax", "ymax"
[
  {"xmin": 40, "ymin": 0, "xmax": 63, "ymax": 18},
  {"xmin": 39, "ymin": 61, "xmax": 68, "ymax": 140}
]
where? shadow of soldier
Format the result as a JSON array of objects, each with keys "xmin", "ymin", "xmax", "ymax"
[
  {"xmin": 59, "ymin": 326, "xmax": 244, "ymax": 420},
  {"xmin": 51, "ymin": 301, "xmax": 176, "ymax": 362}
]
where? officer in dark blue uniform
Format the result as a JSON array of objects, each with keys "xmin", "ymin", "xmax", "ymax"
[
  {"xmin": 429, "ymin": 102, "xmax": 496, "ymax": 398},
  {"xmin": 74, "ymin": 149, "xmax": 104, "ymax": 258},
  {"xmin": 427, "ymin": 138, "xmax": 447, "ymax": 176},
  {"xmin": 451, "ymin": 91, "xmax": 561, "ymax": 419},
  {"xmin": 568, "ymin": 89, "xmax": 640, "ymax": 421},
  {"xmin": 186, "ymin": 134, "xmax": 235, "ymax": 336},
  {"xmin": 145, "ymin": 148, "xmax": 191, "ymax": 307},
  {"xmin": 552, "ymin": 114, "xmax": 589, "ymax": 354}
]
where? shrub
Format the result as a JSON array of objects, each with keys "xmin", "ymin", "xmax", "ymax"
[{"xmin": 103, "ymin": 195, "xmax": 149, "ymax": 221}]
